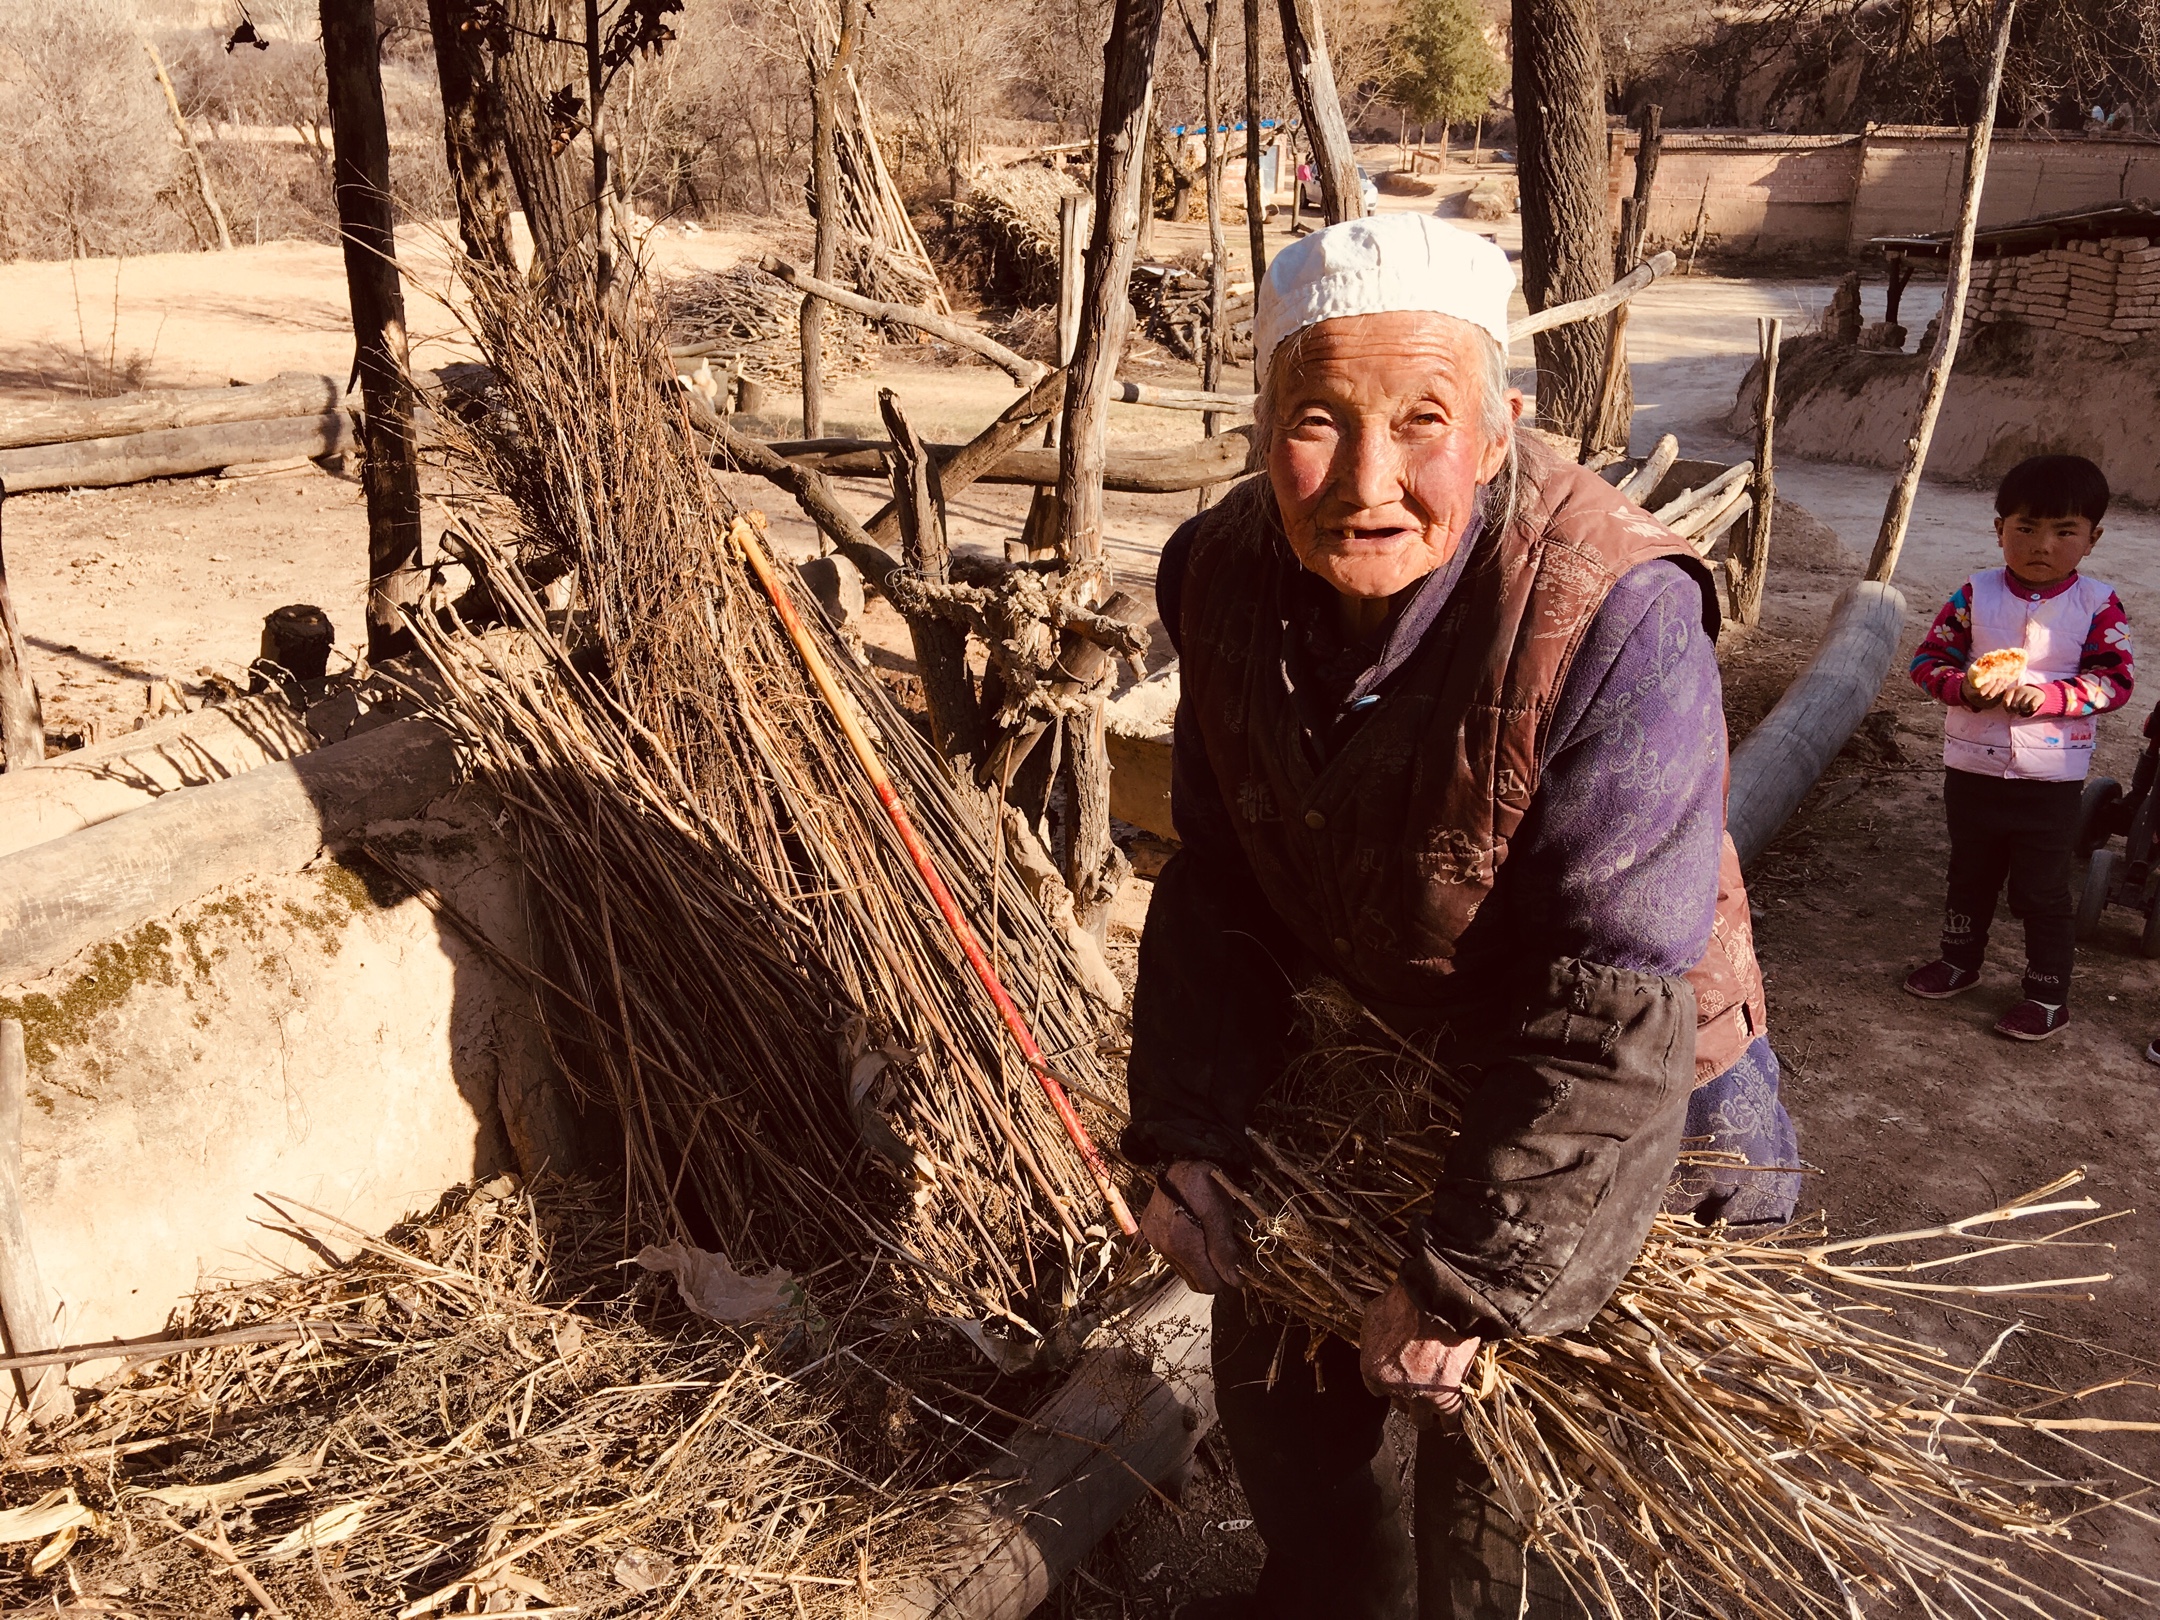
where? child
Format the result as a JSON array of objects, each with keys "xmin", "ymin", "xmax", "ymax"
[{"xmin": 1904, "ymin": 454, "xmax": 2134, "ymax": 1040}]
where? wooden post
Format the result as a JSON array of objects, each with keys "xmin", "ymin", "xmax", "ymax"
[
  {"xmin": 1582, "ymin": 104, "xmax": 1660, "ymax": 458},
  {"xmin": 0, "ymin": 1021, "xmax": 67, "ymax": 1426},
  {"xmin": 1055, "ymin": 0, "xmax": 1166, "ymax": 930},
  {"xmin": 1683, "ymin": 178, "xmax": 1710, "ymax": 274},
  {"xmin": 1276, "ymin": 0, "xmax": 1360, "ymax": 222},
  {"xmin": 1731, "ymin": 316, "xmax": 1780, "ymax": 628},
  {"xmin": 0, "ymin": 487, "xmax": 44, "ymax": 773},
  {"xmin": 321, "ymin": 0, "xmax": 426, "ymax": 661},
  {"xmin": 880, "ymin": 390, "xmax": 986, "ymax": 772},
  {"xmin": 802, "ymin": 0, "xmax": 867, "ymax": 436},
  {"xmin": 1884, "ymin": 248, "xmax": 1915, "ymax": 328},
  {"xmin": 1866, "ymin": 0, "xmax": 2016, "ymax": 585},
  {"xmin": 424, "ymin": 0, "xmax": 518, "ymax": 270},
  {"xmin": 143, "ymin": 39, "xmax": 232, "ymax": 252},
  {"xmin": 1242, "ymin": 0, "xmax": 1268, "ymax": 284}
]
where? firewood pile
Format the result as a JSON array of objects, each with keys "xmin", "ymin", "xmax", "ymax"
[{"xmin": 660, "ymin": 260, "xmax": 881, "ymax": 387}]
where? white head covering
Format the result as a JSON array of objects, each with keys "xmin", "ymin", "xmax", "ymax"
[{"xmin": 1253, "ymin": 214, "xmax": 1517, "ymax": 383}]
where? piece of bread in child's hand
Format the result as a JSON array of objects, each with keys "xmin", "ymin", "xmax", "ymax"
[{"xmin": 1969, "ymin": 647, "xmax": 2029, "ymax": 696}]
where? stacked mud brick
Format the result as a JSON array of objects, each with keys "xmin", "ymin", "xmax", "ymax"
[{"xmin": 1963, "ymin": 236, "xmax": 2160, "ymax": 345}]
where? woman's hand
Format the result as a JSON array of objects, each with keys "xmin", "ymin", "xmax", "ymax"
[
  {"xmin": 1139, "ymin": 1160, "xmax": 1246, "ymax": 1294},
  {"xmin": 1359, "ymin": 1277, "xmax": 1482, "ymax": 1427},
  {"xmin": 2000, "ymin": 683, "xmax": 2047, "ymax": 716}
]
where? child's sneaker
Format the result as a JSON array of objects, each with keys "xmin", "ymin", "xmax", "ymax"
[
  {"xmin": 1903, "ymin": 960, "xmax": 1981, "ymax": 999},
  {"xmin": 1995, "ymin": 1000, "xmax": 2069, "ymax": 1041}
]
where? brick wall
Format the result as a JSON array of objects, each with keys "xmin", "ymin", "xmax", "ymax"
[{"xmin": 1965, "ymin": 237, "xmax": 2160, "ymax": 345}]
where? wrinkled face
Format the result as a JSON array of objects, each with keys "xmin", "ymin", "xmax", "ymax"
[
  {"xmin": 1265, "ymin": 311, "xmax": 1521, "ymax": 604},
  {"xmin": 1995, "ymin": 508, "xmax": 2102, "ymax": 587}
]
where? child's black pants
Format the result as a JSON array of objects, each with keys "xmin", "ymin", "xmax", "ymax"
[{"xmin": 1940, "ymin": 768, "xmax": 2080, "ymax": 1002}]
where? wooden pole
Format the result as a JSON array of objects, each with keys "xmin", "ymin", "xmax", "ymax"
[
  {"xmin": 0, "ymin": 1021, "xmax": 68, "ymax": 1425},
  {"xmin": 1582, "ymin": 105, "xmax": 1660, "ymax": 459},
  {"xmin": 1055, "ymin": 0, "xmax": 1165, "ymax": 930},
  {"xmin": 1242, "ymin": 0, "xmax": 1268, "ymax": 284},
  {"xmin": 1276, "ymin": 0, "xmax": 1360, "ymax": 222},
  {"xmin": 0, "ymin": 488, "xmax": 44, "ymax": 773},
  {"xmin": 1866, "ymin": 0, "xmax": 2016, "ymax": 585},
  {"xmin": 1683, "ymin": 178, "xmax": 1710, "ymax": 274},
  {"xmin": 423, "ymin": 0, "xmax": 518, "ymax": 270},
  {"xmin": 801, "ymin": 1, "xmax": 865, "ymax": 436},
  {"xmin": 320, "ymin": 0, "xmax": 426, "ymax": 661},
  {"xmin": 1731, "ymin": 316, "xmax": 1780, "ymax": 627},
  {"xmin": 879, "ymin": 389, "xmax": 985, "ymax": 771},
  {"xmin": 143, "ymin": 39, "xmax": 232, "ymax": 253}
]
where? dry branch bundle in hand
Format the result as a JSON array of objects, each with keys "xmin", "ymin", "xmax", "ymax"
[{"xmin": 1228, "ymin": 989, "xmax": 2158, "ymax": 1618}]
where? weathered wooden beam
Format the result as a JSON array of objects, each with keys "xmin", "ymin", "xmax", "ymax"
[
  {"xmin": 0, "ymin": 373, "xmax": 344, "ymax": 452},
  {"xmin": 1510, "ymin": 252, "xmax": 1676, "ymax": 342},
  {"xmin": 1731, "ymin": 316, "xmax": 1781, "ymax": 627},
  {"xmin": 872, "ymin": 1282, "xmax": 1214, "ymax": 1620},
  {"xmin": 321, "ymin": 0, "xmax": 426, "ymax": 660},
  {"xmin": 760, "ymin": 255, "xmax": 1043, "ymax": 386},
  {"xmin": 0, "ymin": 693, "xmax": 317, "ymax": 860},
  {"xmin": 0, "ymin": 492, "xmax": 42, "ymax": 775},
  {"xmin": 0, "ymin": 413, "xmax": 362, "ymax": 494},
  {"xmin": 0, "ymin": 717, "xmax": 457, "ymax": 983},
  {"xmin": 1727, "ymin": 581, "xmax": 1907, "ymax": 865},
  {"xmin": 774, "ymin": 428, "xmax": 1256, "ymax": 494}
]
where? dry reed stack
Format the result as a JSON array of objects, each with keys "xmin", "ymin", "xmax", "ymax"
[
  {"xmin": 413, "ymin": 264, "xmax": 1137, "ymax": 1352},
  {"xmin": 1227, "ymin": 990, "xmax": 2157, "ymax": 1618},
  {"xmin": 950, "ymin": 166, "xmax": 1090, "ymax": 306},
  {"xmin": 1, "ymin": 1175, "xmax": 945, "ymax": 1615}
]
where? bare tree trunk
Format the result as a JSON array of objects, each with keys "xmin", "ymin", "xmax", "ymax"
[
  {"xmin": 880, "ymin": 390, "xmax": 986, "ymax": 772},
  {"xmin": 321, "ymin": 0, "xmax": 425, "ymax": 661},
  {"xmin": 1055, "ymin": 0, "xmax": 1166, "ymax": 931},
  {"xmin": 582, "ymin": 0, "xmax": 615, "ymax": 301},
  {"xmin": 1513, "ymin": 0, "xmax": 1611, "ymax": 436},
  {"xmin": 1276, "ymin": 0, "xmax": 1360, "ymax": 222},
  {"xmin": 0, "ymin": 493, "xmax": 44, "ymax": 773},
  {"xmin": 495, "ymin": 0, "xmax": 586, "ymax": 286},
  {"xmin": 143, "ymin": 40, "xmax": 232, "ymax": 253},
  {"xmin": 801, "ymin": 0, "xmax": 866, "ymax": 438},
  {"xmin": 1243, "ymin": 0, "xmax": 1268, "ymax": 284},
  {"xmin": 424, "ymin": 0, "xmax": 518, "ymax": 270}
]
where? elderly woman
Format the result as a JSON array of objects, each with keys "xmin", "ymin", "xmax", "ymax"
[{"xmin": 1125, "ymin": 216, "xmax": 1800, "ymax": 1619}]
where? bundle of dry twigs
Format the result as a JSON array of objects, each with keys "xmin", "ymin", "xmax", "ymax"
[
  {"xmin": 1228, "ymin": 990, "xmax": 2159, "ymax": 1618},
  {"xmin": 661, "ymin": 260, "xmax": 880, "ymax": 387},
  {"xmin": 0, "ymin": 1175, "xmax": 946, "ymax": 1617},
  {"xmin": 416, "ymin": 266, "xmax": 1137, "ymax": 1356}
]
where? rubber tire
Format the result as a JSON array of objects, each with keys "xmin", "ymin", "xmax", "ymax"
[
  {"xmin": 2078, "ymin": 777, "xmax": 2124, "ymax": 857},
  {"xmin": 2079, "ymin": 847, "xmax": 2121, "ymax": 940}
]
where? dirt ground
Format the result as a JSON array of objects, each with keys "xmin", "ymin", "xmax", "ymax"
[{"xmin": 5, "ymin": 159, "xmax": 2158, "ymax": 1616}]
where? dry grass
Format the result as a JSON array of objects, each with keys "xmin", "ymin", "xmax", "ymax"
[
  {"xmin": 0, "ymin": 1174, "xmax": 950, "ymax": 1617},
  {"xmin": 1226, "ymin": 988, "xmax": 2160, "ymax": 1618}
]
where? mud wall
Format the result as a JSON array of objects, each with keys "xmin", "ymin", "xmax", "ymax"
[
  {"xmin": 1729, "ymin": 326, "xmax": 2160, "ymax": 506},
  {"xmin": 0, "ymin": 782, "xmax": 585, "ymax": 1371},
  {"xmin": 1609, "ymin": 128, "xmax": 2160, "ymax": 256}
]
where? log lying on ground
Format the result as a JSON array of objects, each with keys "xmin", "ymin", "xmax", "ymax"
[
  {"xmin": 0, "ymin": 693, "xmax": 318, "ymax": 861},
  {"xmin": 1727, "ymin": 579, "xmax": 1906, "ymax": 865},
  {"xmin": 873, "ymin": 1281, "xmax": 1214, "ymax": 1620},
  {"xmin": 0, "ymin": 413, "xmax": 362, "ymax": 494},
  {"xmin": 0, "ymin": 373, "xmax": 344, "ymax": 452},
  {"xmin": 766, "ymin": 425, "xmax": 1256, "ymax": 493},
  {"xmin": 0, "ymin": 716, "xmax": 455, "ymax": 981}
]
